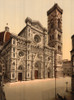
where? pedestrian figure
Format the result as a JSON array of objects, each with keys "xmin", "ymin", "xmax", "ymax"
[
  {"xmin": 64, "ymin": 96, "xmax": 66, "ymax": 100},
  {"xmin": 57, "ymin": 93, "xmax": 64, "ymax": 100}
]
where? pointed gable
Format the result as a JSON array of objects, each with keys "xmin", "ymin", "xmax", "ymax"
[
  {"xmin": 25, "ymin": 17, "xmax": 47, "ymax": 32},
  {"xmin": 31, "ymin": 21, "xmax": 44, "ymax": 31}
]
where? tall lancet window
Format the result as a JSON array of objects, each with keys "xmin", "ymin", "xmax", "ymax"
[{"xmin": 58, "ymin": 19, "xmax": 61, "ymax": 29}]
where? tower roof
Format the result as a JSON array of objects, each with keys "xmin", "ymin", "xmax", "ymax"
[{"xmin": 47, "ymin": 3, "xmax": 63, "ymax": 16}]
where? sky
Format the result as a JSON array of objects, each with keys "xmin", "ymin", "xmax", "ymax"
[{"xmin": 0, "ymin": 0, "xmax": 74, "ymax": 60}]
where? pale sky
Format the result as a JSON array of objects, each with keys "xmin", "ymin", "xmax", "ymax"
[{"xmin": 0, "ymin": 0, "xmax": 74, "ymax": 60}]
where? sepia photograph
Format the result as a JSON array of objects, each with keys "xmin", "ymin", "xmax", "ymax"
[{"xmin": 0, "ymin": 0, "xmax": 74, "ymax": 100}]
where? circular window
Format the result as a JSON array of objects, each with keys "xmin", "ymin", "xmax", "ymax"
[
  {"xmin": 35, "ymin": 61, "xmax": 41, "ymax": 68},
  {"xmin": 34, "ymin": 35, "xmax": 41, "ymax": 43},
  {"xmin": 19, "ymin": 51, "xmax": 24, "ymax": 57},
  {"xmin": 48, "ymin": 57, "xmax": 50, "ymax": 61}
]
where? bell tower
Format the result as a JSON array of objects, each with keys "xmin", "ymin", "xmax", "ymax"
[{"xmin": 47, "ymin": 4, "xmax": 63, "ymax": 77}]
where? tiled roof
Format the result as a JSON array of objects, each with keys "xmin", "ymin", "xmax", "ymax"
[
  {"xmin": 0, "ymin": 31, "xmax": 11, "ymax": 44},
  {"xmin": 0, "ymin": 31, "xmax": 5, "ymax": 43}
]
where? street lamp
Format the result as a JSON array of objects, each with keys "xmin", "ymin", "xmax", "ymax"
[
  {"xmin": 54, "ymin": 50, "xmax": 57, "ymax": 99},
  {"xmin": 66, "ymin": 82, "xmax": 68, "ymax": 92}
]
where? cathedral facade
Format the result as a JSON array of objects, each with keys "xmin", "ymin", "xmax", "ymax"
[{"xmin": 0, "ymin": 4, "xmax": 63, "ymax": 82}]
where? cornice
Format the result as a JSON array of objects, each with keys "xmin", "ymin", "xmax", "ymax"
[
  {"xmin": 47, "ymin": 3, "xmax": 63, "ymax": 16},
  {"xmin": 25, "ymin": 17, "xmax": 47, "ymax": 32}
]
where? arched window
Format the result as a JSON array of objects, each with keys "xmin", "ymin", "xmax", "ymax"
[
  {"xmin": 13, "ymin": 40, "xmax": 15, "ymax": 44},
  {"xmin": 13, "ymin": 62, "xmax": 15, "ymax": 66},
  {"xmin": 58, "ymin": 46, "xmax": 61, "ymax": 52},
  {"xmin": 58, "ymin": 34, "xmax": 61, "ymax": 40},
  {"xmin": 13, "ymin": 47, "xmax": 15, "ymax": 52},
  {"xmin": 58, "ymin": 19, "xmax": 61, "ymax": 29},
  {"xmin": 50, "ymin": 19, "xmax": 54, "ymax": 29}
]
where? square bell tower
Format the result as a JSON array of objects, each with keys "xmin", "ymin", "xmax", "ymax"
[{"xmin": 47, "ymin": 3, "xmax": 63, "ymax": 77}]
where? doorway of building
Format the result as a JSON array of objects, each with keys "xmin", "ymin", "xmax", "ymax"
[
  {"xmin": 35, "ymin": 70, "xmax": 38, "ymax": 79},
  {"xmin": 48, "ymin": 72, "xmax": 50, "ymax": 78},
  {"xmin": 18, "ymin": 73, "xmax": 22, "ymax": 81}
]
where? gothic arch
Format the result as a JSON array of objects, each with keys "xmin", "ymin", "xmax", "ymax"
[
  {"xmin": 18, "ymin": 65, "xmax": 24, "ymax": 71},
  {"xmin": 34, "ymin": 61, "xmax": 42, "ymax": 79},
  {"xmin": 58, "ymin": 34, "xmax": 61, "ymax": 41}
]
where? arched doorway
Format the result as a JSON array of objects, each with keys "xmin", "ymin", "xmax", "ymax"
[
  {"xmin": 18, "ymin": 65, "xmax": 23, "ymax": 81},
  {"xmin": 18, "ymin": 73, "xmax": 22, "ymax": 81},
  {"xmin": 34, "ymin": 61, "xmax": 41, "ymax": 79},
  {"xmin": 48, "ymin": 72, "xmax": 50, "ymax": 78},
  {"xmin": 48, "ymin": 68, "xmax": 50, "ymax": 78},
  {"xmin": 35, "ymin": 70, "xmax": 38, "ymax": 79}
]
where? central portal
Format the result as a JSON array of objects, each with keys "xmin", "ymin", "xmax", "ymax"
[
  {"xmin": 48, "ymin": 72, "xmax": 50, "ymax": 78},
  {"xmin": 18, "ymin": 73, "xmax": 22, "ymax": 81},
  {"xmin": 35, "ymin": 70, "xmax": 38, "ymax": 79}
]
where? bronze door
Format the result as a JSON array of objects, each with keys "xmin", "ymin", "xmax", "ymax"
[
  {"xmin": 35, "ymin": 70, "xmax": 38, "ymax": 79},
  {"xmin": 18, "ymin": 73, "xmax": 22, "ymax": 81},
  {"xmin": 48, "ymin": 72, "xmax": 50, "ymax": 78}
]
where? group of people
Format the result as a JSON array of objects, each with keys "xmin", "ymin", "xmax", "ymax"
[{"xmin": 57, "ymin": 93, "xmax": 66, "ymax": 100}]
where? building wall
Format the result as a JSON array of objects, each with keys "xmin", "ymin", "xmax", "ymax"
[
  {"xmin": 71, "ymin": 35, "xmax": 74, "ymax": 92},
  {"xmin": 63, "ymin": 60, "xmax": 72, "ymax": 76}
]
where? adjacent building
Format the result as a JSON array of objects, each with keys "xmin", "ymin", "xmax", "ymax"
[
  {"xmin": 63, "ymin": 59, "xmax": 72, "ymax": 76},
  {"xmin": 71, "ymin": 35, "xmax": 74, "ymax": 92}
]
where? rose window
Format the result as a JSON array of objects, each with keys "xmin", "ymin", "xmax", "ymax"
[
  {"xmin": 34, "ymin": 35, "xmax": 41, "ymax": 43},
  {"xmin": 35, "ymin": 61, "xmax": 41, "ymax": 68}
]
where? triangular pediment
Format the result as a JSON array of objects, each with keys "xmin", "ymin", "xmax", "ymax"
[
  {"xmin": 25, "ymin": 17, "xmax": 47, "ymax": 32},
  {"xmin": 32, "ymin": 21, "xmax": 44, "ymax": 31}
]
